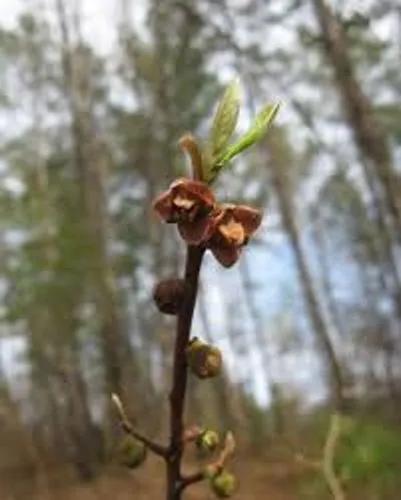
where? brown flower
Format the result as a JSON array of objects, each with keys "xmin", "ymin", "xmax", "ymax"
[
  {"xmin": 153, "ymin": 178, "xmax": 215, "ymax": 245},
  {"xmin": 205, "ymin": 204, "xmax": 262, "ymax": 267}
]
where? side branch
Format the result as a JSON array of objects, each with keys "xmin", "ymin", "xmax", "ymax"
[
  {"xmin": 180, "ymin": 471, "xmax": 205, "ymax": 490},
  {"xmin": 181, "ymin": 432, "xmax": 236, "ymax": 491},
  {"xmin": 111, "ymin": 394, "xmax": 167, "ymax": 457}
]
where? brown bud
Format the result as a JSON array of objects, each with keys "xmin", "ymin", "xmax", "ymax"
[
  {"xmin": 117, "ymin": 435, "xmax": 147, "ymax": 469},
  {"xmin": 210, "ymin": 470, "xmax": 237, "ymax": 498},
  {"xmin": 186, "ymin": 338, "xmax": 222, "ymax": 379},
  {"xmin": 153, "ymin": 278, "xmax": 185, "ymax": 315}
]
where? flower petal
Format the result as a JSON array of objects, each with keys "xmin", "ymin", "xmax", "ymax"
[
  {"xmin": 210, "ymin": 244, "xmax": 241, "ymax": 268},
  {"xmin": 233, "ymin": 205, "xmax": 262, "ymax": 235},
  {"xmin": 153, "ymin": 190, "xmax": 175, "ymax": 222},
  {"xmin": 178, "ymin": 217, "xmax": 212, "ymax": 245},
  {"xmin": 173, "ymin": 178, "xmax": 215, "ymax": 206}
]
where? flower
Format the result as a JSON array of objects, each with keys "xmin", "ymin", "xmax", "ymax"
[
  {"xmin": 153, "ymin": 178, "xmax": 215, "ymax": 245},
  {"xmin": 205, "ymin": 204, "xmax": 262, "ymax": 267}
]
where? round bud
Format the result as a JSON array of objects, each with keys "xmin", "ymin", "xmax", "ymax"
[
  {"xmin": 117, "ymin": 435, "xmax": 147, "ymax": 469},
  {"xmin": 186, "ymin": 338, "xmax": 222, "ymax": 379},
  {"xmin": 210, "ymin": 470, "xmax": 237, "ymax": 498},
  {"xmin": 153, "ymin": 278, "xmax": 185, "ymax": 315},
  {"xmin": 196, "ymin": 429, "xmax": 220, "ymax": 454}
]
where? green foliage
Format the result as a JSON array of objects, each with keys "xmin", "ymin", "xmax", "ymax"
[
  {"xmin": 337, "ymin": 419, "xmax": 401, "ymax": 492},
  {"xmin": 209, "ymin": 79, "xmax": 241, "ymax": 160},
  {"xmin": 204, "ymin": 83, "xmax": 280, "ymax": 183},
  {"xmin": 299, "ymin": 416, "xmax": 401, "ymax": 499},
  {"xmin": 216, "ymin": 103, "xmax": 280, "ymax": 164}
]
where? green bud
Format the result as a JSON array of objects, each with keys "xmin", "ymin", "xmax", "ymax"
[
  {"xmin": 196, "ymin": 429, "xmax": 220, "ymax": 454},
  {"xmin": 204, "ymin": 464, "xmax": 218, "ymax": 480},
  {"xmin": 210, "ymin": 470, "xmax": 237, "ymax": 498},
  {"xmin": 186, "ymin": 338, "xmax": 222, "ymax": 379},
  {"xmin": 117, "ymin": 435, "xmax": 147, "ymax": 469}
]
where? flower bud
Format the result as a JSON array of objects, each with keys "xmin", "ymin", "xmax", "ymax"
[
  {"xmin": 210, "ymin": 470, "xmax": 237, "ymax": 498},
  {"xmin": 196, "ymin": 429, "xmax": 220, "ymax": 454},
  {"xmin": 117, "ymin": 435, "xmax": 147, "ymax": 469},
  {"xmin": 186, "ymin": 338, "xmax": 222, "ymax": 379},
  {"xmin": 153, "ymin": 278, "xmax": 185, "ymax": 315}
]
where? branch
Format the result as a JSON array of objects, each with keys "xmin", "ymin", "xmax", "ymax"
[
  {"xmin": 167, "ymin": 245, "xmax": 205, "ymax": 497},
  {"xmin": 111, "ymin": 394, "xmax": 167, "ymax": 457},
  {"xmin": 180, "ymin": 471, "xmax": 205, "ymax": 490},
  {"xmin": 181, "ymin": 432, "xmax": 236, "ymax": 491},
  {"xmin": 322, "ymin": 413, "xmax": 346, "ymax": 500}
]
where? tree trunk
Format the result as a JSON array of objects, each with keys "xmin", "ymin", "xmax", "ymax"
[
  {"xmin": 312, "ymin": 0, "xmax": 401, "ymax": 237},
  {"xmin": 55, "ymin": 0, "xmax": 130, "ymax": 402},
  {"xmin": 266, "ymin": 130, "xmax": 346, "ymax": 410}
]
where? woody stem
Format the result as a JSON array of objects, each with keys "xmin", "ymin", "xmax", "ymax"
[{"xmin": 166, "ymin": 245, "xmax": 205, "ymax": 500}]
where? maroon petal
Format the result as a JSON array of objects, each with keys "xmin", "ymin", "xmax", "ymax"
[
  {"xmin": 233, "ymin": 205, "xmax": 262, "ymax": 235},
  {"xmin": 153, "ymin": 190, "xmax": 174, "ymax": 222},
  {"xmin": 210, "ymin": 244, "xmax": 241, "ymax": 268},
  {"xmin": 172, "ymin": 178, "xmax": 215, "ymax": 206},
  {"xmin": 178, "ymin": 217, "xmax": 212, "ymax": 245}
]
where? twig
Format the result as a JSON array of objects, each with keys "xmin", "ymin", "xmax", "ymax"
[
  {"xmin": 181, "ymin": 431, "xmax": 236, "ymax": 491},
  {"xmin": 111, "ymin": 394, "xmax": 167, "ymax": 457},
  {"xmin": 180, "ymin": 471, "xmax": 205, "ymax": 490},
  {"xmin": 294, "ymin": 452, "xmax": 321, "ymax": 470},
  {"xmin": 322, "ymin": 413, "xmax": 345, "ymax": 500},
  {"xmin": 292, "ymin": 414, "xmax": 346, "ymax": 500}
]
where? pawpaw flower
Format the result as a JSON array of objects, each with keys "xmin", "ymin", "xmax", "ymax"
[
  {"xmin": 205, "ymin": 204, "xmax": 262, "ymax": 267},
  {"xmin": 153, "ymin": 178, "xmax": 215, "ymax": 245}
]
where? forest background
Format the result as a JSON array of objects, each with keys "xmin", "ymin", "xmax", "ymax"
[{"xmin": 0, "ymin": 0, "xmax": 401, "ymax": 498}]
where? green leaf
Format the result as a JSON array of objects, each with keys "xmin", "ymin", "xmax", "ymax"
[
  {"xmin": 209, "ymin": 79, "xmax": 241, "ymax": 159},
  {"xmin": 214, "ymin": 102, "xmax": 280, "ymax": 171}
]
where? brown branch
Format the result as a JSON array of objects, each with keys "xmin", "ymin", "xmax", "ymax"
[
  {"xmin": 111, "ymin": 394, "xmax": 167, "ymax": 457},
  {"xmin": 180, "ymin": 471, "xmax": 205, "ymax": 490},
  {"xmin": 167, "ymin": 245, "xmax": 205, "ymax": 499}
]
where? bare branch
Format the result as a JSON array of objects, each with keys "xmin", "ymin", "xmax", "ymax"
[
  {"xmin": 181, "ymin": 431, "xmax": 236, "ymax": 491},
  {"xmin": 111, "ymin": 394, "xmax": 168, "ymax": 457},
  {"xmin": 322, "ymin": 413, "xmax": 346, "ymax": 500}
]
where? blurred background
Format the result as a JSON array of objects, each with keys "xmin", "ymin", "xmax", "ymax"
[{"xmin": 0, "ymin": 0, "xmax": 400, "ymax": 498}]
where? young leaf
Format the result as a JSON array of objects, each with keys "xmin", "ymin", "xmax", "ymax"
[
  {"xmin": 209, "ymin": 79, "xmax": 241, "ymax": 159},
  {"xmin": 212, "ymin": 102, "xmax": 280, "ymax": 177}
]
